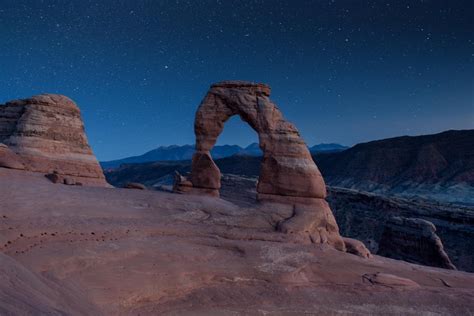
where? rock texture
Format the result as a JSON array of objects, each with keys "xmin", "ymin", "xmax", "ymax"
[
  {"xmin": 362, "ymin": 272, "xmax": 421, "ymax": 289},
  {"xmin": 0, "ymin": 252, "xmax": 98, "ymax": 315},
  {"xmin": 0, "ymin": 143, "xmax": 25, "ymax": 170},
  {"xmin": 1, "ymin": 167, "xmax": 474, "ymax": 315},
  {"xmin": 175, "ymin": 81, "xmax": 346, "ymax": 251},
  {"xmin": 0, "ymin": 94, "xmax": 108, "ymax": 186},
  {"xmin": 378, "ymin": 216, "xmax": 456, "ymax": 270}
]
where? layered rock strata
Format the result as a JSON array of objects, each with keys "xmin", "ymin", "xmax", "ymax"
[
  {"xmin": 0, "ymin": 143, "xmax": 25, "ymax": 170},
  {"xmin": 0, "ymin": 94, "xmax": 108, "ymax": 186}
]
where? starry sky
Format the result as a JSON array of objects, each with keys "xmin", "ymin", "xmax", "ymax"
[{"xmin": 0, "ymin": 0, "xmax": 473, "ymax": 160}]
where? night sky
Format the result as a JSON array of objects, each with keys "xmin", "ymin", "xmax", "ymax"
[{"xmin": 0, "ymin": 0, "xmax": 472, "ymax": 160}]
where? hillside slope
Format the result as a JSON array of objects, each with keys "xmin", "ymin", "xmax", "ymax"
[{"xmin": 314, "ymin": 130, "xmax": 474, "ymax": 204}]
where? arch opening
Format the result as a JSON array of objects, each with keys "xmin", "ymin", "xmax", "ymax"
[
  {"xmin": 175, "ymin": 80, "xmax": 327, "ymax": 202},
  {"xmin": 211, "ymin": 115, "xmax": 259, "ymax": 160}
]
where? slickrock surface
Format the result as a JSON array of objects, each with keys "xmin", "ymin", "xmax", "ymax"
[
  {"xmin": 0, "ymin": 94, "xmax": 108, "ymax": 186},
  {"xmin": 175, "ymin": 81, "xmax": 345, "ymax": 251},
  {"xmin": 0, "ymin": 252, "xmax": 98, "ymax": 315},
  {"xmin": 1, "ymin": 168, "xmax": 474, "ymax": 315},
  {"xmin": 378, "ymin": 216, "xmax": 456, "ymax": 270}
]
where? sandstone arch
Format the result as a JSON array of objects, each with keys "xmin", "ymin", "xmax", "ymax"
[
  {"xmin": 189, "ymin": 81, "xmax": 327, "ymax": 200},
  {"xmin": 175, "ymin": 81, "xmax": 348, "ymax": 251}
]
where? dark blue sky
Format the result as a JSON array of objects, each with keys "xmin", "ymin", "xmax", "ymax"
[{"xmin": 1, "ymin": 0, "xmax": 472, "ymax": 160}]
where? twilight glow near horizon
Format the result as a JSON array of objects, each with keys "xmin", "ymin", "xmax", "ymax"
[{"xmin": 0, "ymin": 0, "xmax": 472, "ymax": 160}]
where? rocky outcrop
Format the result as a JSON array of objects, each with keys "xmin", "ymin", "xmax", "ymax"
[
  {"xmin": 0, "ymin": 143, "xmax": 25, "ymax": 170},
  {"xmin": 174, "ymin": 81, "xmax": 347, "ymax": 252},
  {"xmin": 0, "ymin": 94, "xmax": 108, "ymax": 186},
  {"xmin": 378, "ymin": 216, "xmax": 456, "ymax": 270}
]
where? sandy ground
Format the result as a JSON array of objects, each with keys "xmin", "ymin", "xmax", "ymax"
[{"xmin": 1, "ymin": 168, "xmax": 474, "ymax": 315}]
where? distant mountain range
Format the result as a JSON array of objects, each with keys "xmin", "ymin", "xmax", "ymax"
[
  {"xmin": 314, "ymin": 129, "xmax": 474, "ymax": 203},
  {"xmin": 100, "ymin": 142, "xmax": 348, "ymax": 169},
  {"xmin": 104, "ymin": 130, "xmax": 474, "ymax": 205}
]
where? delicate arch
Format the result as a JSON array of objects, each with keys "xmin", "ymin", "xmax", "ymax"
[
  {"xmin": 178, "ymin": 81, "xmax": 326, "ymax": 201},
  {"xmin": 173, "ymin": 81, "xmax": 353, "ymax": 253}
]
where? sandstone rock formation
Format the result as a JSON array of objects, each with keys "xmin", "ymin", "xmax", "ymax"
[
  {"xmin": 2, "ymin": 167, "xmax": 474, "ymax": 314},
  {"xmin": 174, "ymin": 81, "xmax": 346, "ymax": 251},
  {"xmin": 0, "ymin": 143, "xmax": 25, "ymax": 170},
  {"xmin": 188, "ymin": 81, "xmax": 326, "ymax": 200},
  {"xmin": 0, "ymin": 94, "xmax": 108, "ymax": 186},
  {"xmin": 104, "ymin": 156, "xmax": 473, "ymax": 271},
  {"xmin": 378, "ymin": 216, "xmax": 456, "ymax": 270}
]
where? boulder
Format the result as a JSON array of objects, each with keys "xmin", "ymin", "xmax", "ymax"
[
  {"xmin": 343, "ymin": 237, "xmax": 372, "ymax": 258},
  {"xmin": 0, "ymin": 94, "xmax": 108, "ymax": 187},
  {"xmin": 45, "ymin": 172, "xmax": 61, "ymax": 184},
  {"xmin": 173, "ymin": 171, "xmax": 193, "ymax": 193}
]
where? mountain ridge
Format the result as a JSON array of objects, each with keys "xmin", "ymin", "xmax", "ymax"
[{"xmin": 101, "ymin": 142, "xmax": 348, "ymax": 169}]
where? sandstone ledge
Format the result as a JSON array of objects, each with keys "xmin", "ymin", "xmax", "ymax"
[{"xmin": 1, "ymin": 168, "xmax": 473, "ymax": 315}]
